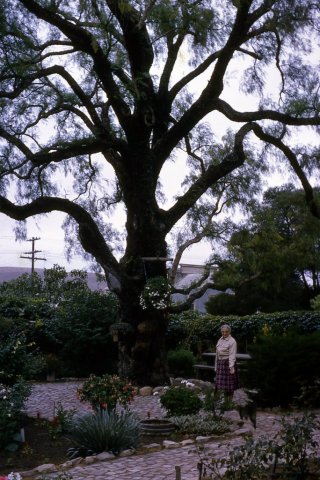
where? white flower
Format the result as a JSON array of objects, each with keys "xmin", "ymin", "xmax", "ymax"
[
  {"xmin": 8, "ymin": 473, "xmax": 22, "ymax": 480},
  {"xmin": 186, "ymin": 382, "xmax": 195, "ymax": 388}
]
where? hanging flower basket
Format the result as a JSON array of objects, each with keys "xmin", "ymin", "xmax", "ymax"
[{"xmin": 140, "ymin": 276, "xmax": 171, "ymax": 310}]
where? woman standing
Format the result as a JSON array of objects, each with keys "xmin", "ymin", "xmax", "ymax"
[{"xmin": 215, "ymin": 324, "xmax": 239, "ymax": 398}]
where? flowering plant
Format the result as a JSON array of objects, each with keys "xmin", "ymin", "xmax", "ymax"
[
  {"xmin": 0, "ymin": 473, "xmax": 22, "ymax": 480},
  {"xmin": 0, "ymin": 379, "xmax": 31, "ymax": 449},
  {"xmin": 140, "ymin": 276, "xmax": 171, "ymax": 310},
  {"xmin": 77, "ymin": 374, "xmax": 136, "ymax": 412}
]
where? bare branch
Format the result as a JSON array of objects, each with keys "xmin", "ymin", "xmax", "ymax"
[
  {"xmin": 0, "ymin": 195, "xmax": 122, "ymax": 285},
  {"xmin": 214, "ymin": 98, "xmax": 320, "ymax": 126},
  {"xmin": 236, "ymin": 47, "xmax": 263, "ymax": 60},
  {"xmin": 169, "ymin": 50, "xmax": 222, "ymax": 101},
  {"xmin": 251, "ymin": 123, "xmax": 320, "ymax": 219},
  {"xmin": 169, "ymin": 279, "xmax": 217, "ymax": 313},
  {"xmin": 163, "ymin": 123, "xmax": 255, "ymax": 231}
]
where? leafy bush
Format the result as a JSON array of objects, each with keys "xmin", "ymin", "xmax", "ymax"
[
  {"xmin": 197, "ymin": 412, "xmax": 319, "ymax": 480},
  {"xmin": 169, "ymin": 414, "xmax": 230, "ymax": 435},
  {"xmin": 45, "ymin": 402, "xmax": 77, "ymax": 440},
  {"xmin": 311, "ymin": 294, "xmax": 320, "ymax": 311},
  {"xmin": 167, "ymin": 349, "xmax": 196, "ymax": 377},
  {"xmin": 0, "ymin": 379, "xmax": 31, "ymax": 449},
  {"xmin": 77, "ymin": 374, "xmax": 136, "ymax": 412},
  {"xmin": 243, "ymin": 332, "xmax": 320, "ymax": 407},
  {"xmin": 50, "ymin": 290, "xmax": 119, "ymax": 377},
  {"xmin": 202, "ymin": 389, "xmax": 235, "ymax": 416},
  {"xmin": 0, "ymin": 332, "xmax": 45, "ymax": 385},
  {"xmin": 276, "ymin": 413, "xmax": 319, "ymax": 477},
  {"xmin": 67, "ymin": 410, "xmax": 141, "ymax": 457},
  {"xmin": 160, "ymin": 386, "xmax": 202, "ymax": 416},
  {"xmin": 167, "ymin": 310, "xmax": 320, "ymax": 353},
  {"xmin": 294, "ymin": 378, "xmax": 320, "ymax": 409},
  {"xmin": 199, "ymin": 436, "xmax": 274, "ymax": 480},
  {"xmin": 0, "ymin": 279, "xmax": 120, "ymax": 378}
]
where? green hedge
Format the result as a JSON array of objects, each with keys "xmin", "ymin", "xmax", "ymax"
[
  {"xmin": 167, "ymin": 310, "xmax": 320, "ymax": 353},
  {"xmin": 0, "ymin": 291, "xmax": 120, "ymax": 378},
  {"xmin": 243, "ymin": 332, "xmax": 320, "ymax": 407}
]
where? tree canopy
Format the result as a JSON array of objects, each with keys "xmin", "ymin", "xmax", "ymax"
[
  {"xmin": 0, "ymin": 0, "xmax": 319, "ymax": 383},
  {"xmin": 206, "ymin": 185, "xmax": 320, "ymax": 315}
]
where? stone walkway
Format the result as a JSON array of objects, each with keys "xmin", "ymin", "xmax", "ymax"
[{"xmin": 21, "ymin": 382, "xmax": 320, "ymax": 480}]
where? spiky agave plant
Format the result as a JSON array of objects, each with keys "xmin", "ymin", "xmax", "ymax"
[{"xmin": 67, "ymin": 409, "xmax": 141, "ymax": 457}]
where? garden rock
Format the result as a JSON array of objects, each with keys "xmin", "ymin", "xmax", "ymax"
[
  {"xmin": 96, "ymin": 452, "xmax": 116, "ymax": 461},
  {"xmin": 181, "ymin": 439, "xmax": 195, "ymax": 446},
  {"xmin": 233, "ymin": 426, "xmax": 253, "ymax": 436},
  {"xmin": 60, "ymin": 458, "xmax": 82, "ymax": 468},
  {"xmin": 83, "ymin": 456, "xmax": 96, "ymax": 464},
  {"xmin": 186, "ymin": 379, "xmax": 213, "ymax": 390},
  {"xmin": 195, "ymin": 435, "xmax": 212, "ymax": 443},
  {"xmin": 34, "ymin": 463, "xmax": 56, "ymax": 473},
  {"xmin": 152, "ymin": 386, "xmax": 167, "ymax": 395},
  {"xmin": 163, "ymin": 440, "xmax": 179, "ymax": 449},
  {"xmin": 139, "ymin": 386, "xmax": 153, "ymax": 396},
  {"xmin": 119, "ymin": 449, "xmax": 135, "ymax": 457},
  {"xmin": 138, "ymin": 443, "xmax": 162, "ymax": 453}
]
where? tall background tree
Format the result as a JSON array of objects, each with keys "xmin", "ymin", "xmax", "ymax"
[
  {"xmin": 0, "ymin": 0, "xmax": 319, "ymax": 384},
  {"xmin": 206, "ymin": 185, "xmax": 320, "ymax": 315}
]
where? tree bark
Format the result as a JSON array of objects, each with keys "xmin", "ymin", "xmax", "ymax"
[{"xmin": 116, "ymin": 257, "xmax": 170, "ymax": 386}]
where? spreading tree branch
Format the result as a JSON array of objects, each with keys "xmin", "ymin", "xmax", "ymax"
[{"xmin": 0, "ymin": 195, "xmax": 122, "ymax": 286}]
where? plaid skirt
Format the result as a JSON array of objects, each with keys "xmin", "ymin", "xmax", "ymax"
[{"xmin": 215, "ymin": 359, "xmax": 239, "ymax": 393}]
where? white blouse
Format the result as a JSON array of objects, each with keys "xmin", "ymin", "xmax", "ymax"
[{"xmin": 215, "ymin": 335, "xmax": 237, "ymax": 369}]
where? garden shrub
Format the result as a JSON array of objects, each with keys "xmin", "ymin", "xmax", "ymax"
[
  {"xmin": 167, "ymin": 310, "xmax": 320, "ymax": 353},
  {"xmin": 0, "ymin": 379, "xmax": 31, "ymax": 449},
  {"xmin": 0, "ymin": 280, "xmax": 120, "ymax": 378},
  {"xmin": 275, "ymin": 412, "xmax": 320, "ymax": 477},
  {"xmin": 67, "ymin": 409, "xmax": 141, "ymax": 457},
  {"xmin": 77, "ymin": 374, "xmax": 136, "ymax": 412},
  {"xmin": 198, "ymin": 436, "xmax": 274, "ymax": 480},
  {"xmin": 197, "ymin": 412, "xmax": 319, "ymax": 480},
  {"xmin": 168, "ymin": 414, "xmax": 230, "ymax": 435},
  {"xmin": 50, "ymin": 290, "xmax": 119, "ymax": 377},
  {"xmin": 243, "ymin": 332, "xmax": 320, "ymax": 407},
  {"xmin": 160, "ymin": 386, "xmax": 203, "ymax": 416},
  {"xmin": 167, "ymin": 348, "xmax": 196, "ymax": 378},
  {"xmin": 202, "ymin": 389, "xmax": 235, "ymax": 416},
  {"xmin": 45, "ymin": 402, "xmax": 77, "ymax": 439},
  {"xmin": 0, "ymin": 331, "xmax": 45, "ymax": 385},
  {"xmin": 294, "ymin": 378, "xmax": 320, "ymax": 409}
]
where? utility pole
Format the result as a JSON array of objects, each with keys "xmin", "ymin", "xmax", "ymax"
[{"xmin": 20, "ymin": 237, "xmax": 46, "ymax": 273}]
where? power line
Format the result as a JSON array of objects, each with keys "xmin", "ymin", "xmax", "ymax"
[{"xmin": 20, "ymin": 237, "xmax": 47, "ymax": 273}]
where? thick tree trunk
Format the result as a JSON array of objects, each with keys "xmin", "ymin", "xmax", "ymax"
[
  {"xmin": 117, "ymin": 305, "xmax": 170, "ymax": 386},
  {"xmin": 116, "ymin": 271, "xmax": 171, "ymax": 386},
  {"xmin": 115, "ymin": 232, "xmax": 171, "ymax": 386}
]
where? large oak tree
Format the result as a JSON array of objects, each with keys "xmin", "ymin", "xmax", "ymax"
[{"xmin": 0, "ymin": 0, "xmax": 319, "ymax": 384}]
